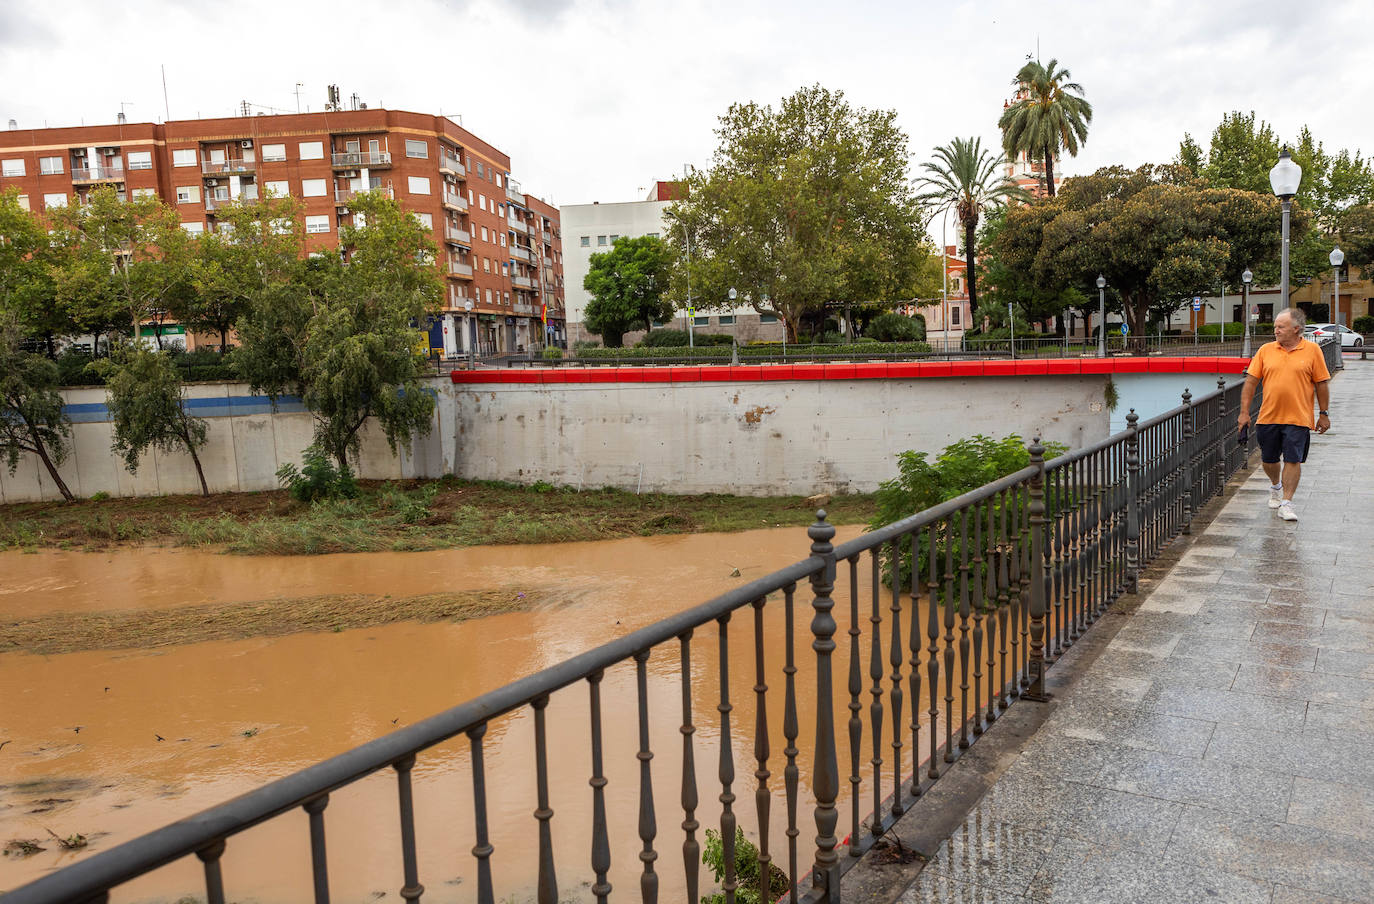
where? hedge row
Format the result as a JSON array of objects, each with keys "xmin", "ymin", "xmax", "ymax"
[{"xmin": 575, "ymin": 341, "xmax": 933, "ymax": 360}]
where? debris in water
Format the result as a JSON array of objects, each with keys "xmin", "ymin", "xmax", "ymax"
[{"xmin": 4, "ymin": 839, "xmax": 45, "ymax": 857}]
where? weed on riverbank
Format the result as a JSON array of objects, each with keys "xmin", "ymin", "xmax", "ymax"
[{"xmin": 0, "ymin": 478, "xmax": 875, "ymax": 555}]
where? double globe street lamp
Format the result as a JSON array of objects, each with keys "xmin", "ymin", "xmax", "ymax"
[
  {"xmin": 1096, "ymin": 274, "xmax": 1107, "ymax": 357},
  {"xmin": 1269, "ymin": 148, "xmax": 1302, "ymax": 311},
  {"xmin": 1241, "ymin": 268, "xmax": 1253, "ymax": 358}
]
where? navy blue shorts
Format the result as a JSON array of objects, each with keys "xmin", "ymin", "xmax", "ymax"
[{"xmin": 1256, "ymin": 424, "xmax": 1311, "ymax": 464}]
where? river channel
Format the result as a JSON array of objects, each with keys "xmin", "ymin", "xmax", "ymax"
[{"xmin": 1, "ymin": 525, "xmax": 990, "ymax": 903}]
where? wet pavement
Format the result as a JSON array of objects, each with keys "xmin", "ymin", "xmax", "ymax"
[{"xmin": 896, "ymin": 360, "xmax": 1374, "ymax": 904}]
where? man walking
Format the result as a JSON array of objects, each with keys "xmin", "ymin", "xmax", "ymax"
[{"xmin": 1237, "ymin": 309, "xmax": 1331, "ymax": 522}]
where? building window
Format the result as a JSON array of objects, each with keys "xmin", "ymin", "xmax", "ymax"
[
  {"xmin": 39, "ymin": 156, "xmax": 63, "ymax": 175},
  {"xmin": 405, "ymin": 139, "xmax": 428, "ymax": 159},
  {"xmin": 181, "ymin": 221, "xmax": 204, "ymax": 235},
  {"xmin": 305, "ymin": 215, "xmax": 330, "ymax": 234},
  {"xmin": 264, "ymin": 180, "xmax": 290, "ymax": 198},
  {"xmin": 580, "ymin": 236, "xmax": 590, "ymax": 247},
  {"xmin": 407, "ymin": 176, "xmax": 431, "ymax": 195},
  {"xmin": 298, "ymin": 141, "xmax": 324, "ymax": 160},
  {"xmin": 301, "ymin": 179, "xmax": 327, "ymax": 198},
  {"xmin": 597, "ymin": 235, "xmax": 607, "ymax": 245},
  {"xmin": 693, "ymin": 316, "xmax": 710, "ymax": 326},
  {"xmin": 478, "ymin": 194, "xmax": 487, "ymax": 211},
  {"xmin": 262, "ymin": 143, "xmax": 287, "ymax": 162},
  {"xmin": 132, "ymin": 187, "xmax": 156, "ymax": 199},
  {"xmin": 175, "ymin": 185, "xmax": 200, "ymax": 203},
  {"xmin": 414, "ymin": 212, "xmax": 433, "ymax": 230},
  {"xmin": 127, "ymin": 151, "xmax": 153, "ymax": 170},
  {"xmin": 172, "ymin": 149, "xmax": 196, "ymax": 167},
  {"xmin": 483, "ymin": 258, "xmax": 491, "ymax": 273},
  {"xmin": 718, "ymin": 315, "xmax": 735, "ymax": 324},
  {"xmin": 759, "ymin": 313, "xmax": 778, "ymax": 323},
  {"xmin": 486, "ymin": 288, "xmax": 493, "ymax": 304},
  {"xmin": 499, "ymin": 234, "xmax": 506, "ymax": 247},
  {"xmin": 951, "ymin": 306, "xmax": 961, "ymax": 326},
  {"xmin": 495, "ymin": 174, "xmax": 502, "ymax": 188},
  {"xmin": 502, "ymin": 263, "xmax": 508, "ymax": 275},
  {"xmin": 476, "ymin": 162, "xmax": 484, "ymax": 177},
  {"xmin": 15, "ymin": 194, "xmax": 28, "ymax": 210},
  {"xmin": 610, "ymin": 234, "xmax": 620, "ymax": 243},
  {"xmin": 2, "ymin": 159, "xmax": 26, "ymax": 177}
]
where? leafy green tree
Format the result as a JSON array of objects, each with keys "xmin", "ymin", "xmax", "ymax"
[
  {"xmin": 91, "ymin": 344, "xmax": 211, "ymax": 496},
  {"xmin": 186, "ymin": 195, "xmax": 306, "ymax": 352},
  {"xmin": 997, "ymin": 57, "xmax": 1093, "ymax": 198},
  {"xmin": 917, "ymin": 137, "xmax": 1030, "ymax": 315},
  {"xmin": 49, "ymin": 185, "xmax": 193, "ymax": 348},
  {"xmin": 582, "ymin": 235, "xmax": 673, "ymax": 347},
  {"xmin": 1337, "ymin": 204, "xmax": 1374, "ymax": 270},
  {"xmin": 992, "ymin": 165, "xmax": 1292, "ymax": 341},
  {"xmin": 664, "ymin": 84, "xmax": 932, "ymax": 342},
  {"xmin": 0, "ymin": 188, "xmax": 65, "ymax": 356},
  {"xmin": 0, "ymin": 313, "xmax": 74, "ymax": 500},
  {"xmin": 235, "ymin": 192, "xmax": 443, "ymax": 472}
]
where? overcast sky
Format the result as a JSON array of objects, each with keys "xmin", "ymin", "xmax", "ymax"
[{"xmin": 3, "ymin": 0, "xmax": 1371, "ymax": 232}]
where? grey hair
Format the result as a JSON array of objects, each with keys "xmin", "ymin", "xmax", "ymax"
[{"xmin": 1282, "ymin": 308, "xmax": 1307, "ymax": 329}]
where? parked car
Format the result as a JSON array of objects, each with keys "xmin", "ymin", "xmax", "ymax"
[{"xmin": 1304, "ymin": 323, "xmax": 1364, "ymax": 347}]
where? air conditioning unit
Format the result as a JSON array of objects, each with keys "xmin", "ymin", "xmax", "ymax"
[
  {"xmin": 204, "ymin": 179, "xmax": 217, "ymax": 188},
  {"xmin": 337, "ymin": 206, "xmax": 350, "ymax": 215},
  {"xmin": 240, "ymin": 139, "xmax": 253, "ymax": 148},
  {"xmin": 343, "ymin": 170, "xmax": 359, "ymax": 178},
  {"xmin": 101, "ymin": 147, "xmax": 116, "ymax": 156}
]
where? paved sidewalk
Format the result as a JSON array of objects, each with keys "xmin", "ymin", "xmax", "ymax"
[{"xmin": 900, "ymin": 360, "xmax": 1374, "ymax": 904}]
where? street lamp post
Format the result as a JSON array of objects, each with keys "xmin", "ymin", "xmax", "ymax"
[
  {"xmin": 1269, "ymin": 147, "xmax": 1303, "ymax": 311},
  {"xmin": 1096, "ymin": 275, "xmax": 1107, "ymax": 357},
  {"xmin": 1331, "ymin": 246, "xmax": 1344, "ymax": 370},
  {"xmin": 464, "ymin": 299, "xmax": 476, "ymax": 368},
  {"xmin": 728, "ymin": 287, "xmax": 738, "ymax": 365},
  {"xmin": 1241, "ymin": 268, "xmax": 1253, "ymax": 359}
]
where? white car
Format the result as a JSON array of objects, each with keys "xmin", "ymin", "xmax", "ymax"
[{"xmin": 1304, "ymin": 323, "xmax": 1364, "ymax": 348}]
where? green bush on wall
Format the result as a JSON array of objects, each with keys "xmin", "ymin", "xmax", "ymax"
[
  {"xmin": 1196, "ymin": 323, "xmax": 1245, "ymax": 337},
  {"xmin": 1353, "ymin": 315, "xmax": 1374, "ymax": 335},
  {"xmin": 574, "ymin": 340, "xmax": 933, "ymax": 359}
]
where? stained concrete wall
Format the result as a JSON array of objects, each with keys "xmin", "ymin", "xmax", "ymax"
[
  {"xmin": 2, "ymin": 374, "xmax": 1110, "ymax": 503},
  {"xmin": 450, "ymin": 376, "xmax": 1110, "ymax": 496}
]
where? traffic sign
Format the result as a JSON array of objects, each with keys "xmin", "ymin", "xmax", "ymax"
[
  {"xmin": 1120, "ymin": 323, "xmax": 1129, "ymax": 336},
  {"xmin": 1191, "ymin": 297, "xmax": 1202, "ymax": 311}
]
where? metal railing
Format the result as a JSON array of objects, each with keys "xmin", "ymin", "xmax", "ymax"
[
  {"xmin": 331, "ymin": 151, "xmax": 392, "ymax": 167},
  {"xmin": 201, "ymin": 159, "xmax": 255, "ymax": 175},
  {"xmin": 442, "ymin": 190, "xmax": 469, "ymax": 212},
  {"xmin": 445, "ymin": 226, "xmax": 472, "ymax": 245},
  {"xmin": 8, "ymin": 379, "xmax": 1260, "ymax": 904},
  {"xmin": 70, "ymin": 165, "xmax": 124, "ymax": 182},
  {"xmin": 335, "ymin": 187, "xmax": 393, "ymax": 203},
  {"xmin": 440, "ymin": 154, "xmax": 466, "ymax": 177},
  {"xmin": 448, "ymin": 261, "xmax": 474, "ymax": 277}
]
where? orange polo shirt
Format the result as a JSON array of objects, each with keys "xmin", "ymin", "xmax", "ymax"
[{"xmin": 1246, "ymin": 339, "xmax": 1331, "ymax": 428}]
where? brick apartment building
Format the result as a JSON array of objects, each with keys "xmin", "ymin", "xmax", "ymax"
[{"xmin": 0, "ymin": 107, "xmax": 565, "ymax": 356}]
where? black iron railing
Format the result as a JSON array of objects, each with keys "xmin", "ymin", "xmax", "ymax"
[{"xmin": 7, "ymin": 381, "xmax": 1259, "ymax": 904}]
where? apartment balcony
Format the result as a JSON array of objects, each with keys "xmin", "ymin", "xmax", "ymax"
[
  {"xmin": 335, "ymin": 187, "xmax": 393, "ymax": 204},
  {"xmin": 445, "ymin": 226, "xmax": 472, "ymax": 246},
  {"xmin": 505, "ymin": 185, "xmax": 525, "ymax": 206},
  {"xmin": 509, "ymin": 245, "xmax": 534, "ymax": 263},
  {"xmin": 514, "ymin": 302, "xmax": 535, "ymax": 316},
  {"xmin": 543, "ymin": 256, "xmax": 553, "ymax": 267},
  {"xmin": 511, "ymin": 274, "xmax": 535, "ymax": 290},
  {"xmin": 331, "ymin": 151, "xmax": 392, "ymax": 169},
  {"xmin": 201, "ymin": 159, "xmax": 256, "ymax": 175},
  {"xmin": 442, "ymin": 190, "xmax": 469, "ymax": 212},
  {"xmin": 449, "ymin": 261, "xmax": 474, "ymax": 279},
  {"xmin": 544, "ymin": 281, "xmax": 558, "ymax": 292},
  {"xmin": 439, "ymin": 154, "xmax": 466, "ymax": 178},
  {"xmin": 205, "ymin": 194, "xmax": 258, "ymax": 212},
  {"xmin": 71, "ymin": 164, "xmax": 124, "ymax": 183},
  {"xmin": 542, "ymin": 230, "xmax": 552, "ymax": 243}
]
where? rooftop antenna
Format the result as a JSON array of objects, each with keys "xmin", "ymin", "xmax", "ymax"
[
  {"xmin": 118, "ymin": 101, "xmax": 133, "ymax": 124},
  {"xmin": 161, "ymin": 64, "xmax": 170, "ymax": 121},
  {"xmin": 294, "ymin": 82, "xmax": 304, "ymax": 114}
]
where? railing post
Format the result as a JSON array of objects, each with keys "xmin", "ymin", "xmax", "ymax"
[
  {"xmin": 1181, "ymin": 389, "xmax": 1194, "ymax": 535},
  {"xmin": 1216, "ymin": 377, "xmax": 1229, "ymax": 485},
  {"xmin": 1025, "ymin": 438, "xmax": 1050, "ymax": 701},
  {"xmin": 807, "ymin": 510, "xmax": 841, "ymax": 902},
  {"xmin": 1125, "ymin": 409, "xmax": 1141, "ymax": 594}
]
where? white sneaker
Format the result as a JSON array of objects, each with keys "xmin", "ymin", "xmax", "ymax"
[
  {"xmin": 1277, "ymin": 502, "xmax": 1298, "ymax": 522},
  {"xmin": 1269, "ymin": 486, "xmax": 1283, "ymax": 509}
]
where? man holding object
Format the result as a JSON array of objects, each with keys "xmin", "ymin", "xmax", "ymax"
[{"xmin": 1237, "ymin": 309, "xmax": 1331, "ymax": 522}]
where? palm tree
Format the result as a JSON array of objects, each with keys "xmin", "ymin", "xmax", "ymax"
[
  {"xmin": 998, "ymin": 58, "xmax": 1093, "ymax": 198},
  {"xmin": 916, "ymin": 137, "xmax": 1029, "ymax": 316}
]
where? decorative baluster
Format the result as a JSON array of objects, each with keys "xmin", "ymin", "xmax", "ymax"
[
  {"xmin": 1216, "ymin": 377, "xmax": 1228, "ymax": 492},
  {"xmin": 636, "ymin": 650, "xmax": 659, "ymax": 904},
  {"xmin": 1126, "ymin": 410, "xmax": 1141, "ymax": 594},
  {"xmin": 782, "ymin": 584, "xmax": 800, "ymax": 904},
  {"xmin": 1052, "ymin": 468, "xmax": 1066, "ymax": 654},
  {"xmin": 1017, "ymin": 485, "xmax": 1032, "ymax": 691},
  {"xmin": 717, "ymin": 614, "xmax": 737, "ymax": 904},
  {"xmin": 997, "ymin": 490, "xmax": 1012, "ymax": 710},
  {"xmin": 972, "ymin": 502, "xmax": 987, "ymax": 735},
  {"xmin": 907, "ymin": 531, "xmax": 922, "ymax": 797},
  {"xmin": 1026, "ymin": 438, "xmax": 1049, "ymax": 700},
  {"xmin": 926, "ymin": 523, "xmax": 940, "ymax": 779},
  {"xmin": 589, "ymin": 673, "xmax": 612, "ymax": 904},
  {"xmin": 1181, "ymin": 388, "xmax": 1194, "ymax": 535},
  {"xmin": 942, "ymin": 511, "xmax": 957, "ymax": 761},
  {"xmin": 393, "ymin": 755, "xmax": 424, "ymax": 904},
  {"xmin": 807, "ymin": 512, "xmax": 841, "ymax": 900},
  {"xmin": 196, "ymin": 841, "xmax": 227, "ymax": 904},
  {"xmin": 889, "ymin": 536, "xmax": 906, "ymax": 816},
  {"xmin": 467, "ymin": 725, "xmax": 494, "ymax": 904},
  {"xmin": 1006, "ymin": 489, "xmax": 1022, "ymax": 697},
  {"xmin": 304, "ymin": 794, "xmax": 331, "ymax": 904},
  {"xmin": 1096, "ymin": 450, "xmax": 1110, "ymax": 614},
  {"xmin": 869, "ymin": 551, "xmax": 886, "ymax": 829},
  {"xmin": 957, "ymin": 508, "xmax": 972, "ymax": 750},
  {"xmin": 753, "ymin": 599, "xmax": 777, "ymax": 895},
  {"xmin": 679, "ymin": 631, "xmax": 700, "ymax": 904},
  {"xmin": 1072, "ymin": 458, "xmax": 1087, "ymax": 635},
  {"xmin": 532, "ymin": 697, "xmax": 557, "ymax": 904},
  {"xmin": 845, "ymin": 559, "xmax": 862, "ymax": 857}
]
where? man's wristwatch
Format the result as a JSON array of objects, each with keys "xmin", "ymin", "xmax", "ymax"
[{"xmin": 1319, "ymin": 410, "xmax": 1329, "ymax": 416}]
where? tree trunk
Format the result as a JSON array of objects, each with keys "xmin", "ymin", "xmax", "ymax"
[
  {"xmin": 784, "ymin": 312, "xmax": 799, "ymax": 344},
  {"xmin": 219, "ymin": 327, "xmax": 229, "ymax": 354},
  {"xmin": 28, "ymin": 428, "xmax": 74, "ymax": 502},
  {"xmin": 965, "ymin": 219, "xmax": 979, "ymax": 314},
  {"xmin": 190, "ymin": 445, "xmax": 209, "ymax": 496},
  {"xmin": 1043, "ymin": 144, "xmax": 1056, "ymax": 198},
  {"xmin": 45, "ymin": 333, "xmax": 57, "ymax": 359}
]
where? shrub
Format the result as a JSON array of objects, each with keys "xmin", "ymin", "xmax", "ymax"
[
  {"xmin": 572, "ymin": 339, "xmax": 601, "ymax": 352},
  {"xmin": 1196, "ymin": 322, "xmax": 1245, "ymax": 337},
  {"xmin": 276, "ymin": 445, "xmax": 359, "ymax": 503},
  {"xmin": 54, "ymin": 351, "xmax": 104, "ymax": 386},
  {"xmin": 1353, "ymin": 315, "xmax": 1374, "ymax": 335},
  {"xmin": 867, "ymin": 311, "xmax": 925, "ymax": 342},
  {"xmin": 541, "ymin": 345, "xmax": 563, "ymax": 360},
  {"xmin": 638, "ymin": 329, "xmax": 690, "ymax": 348},
  {"xmin": 701, "ymin": 827, "xmax": 788, "ymax": 904},
  {"xmin": 573, "ymin": 341, "xmax": 932, "ymax": 360}
]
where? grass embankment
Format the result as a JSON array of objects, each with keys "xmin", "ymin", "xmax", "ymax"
[
  {"xmin": 1, "ymin": 589, "xmax": 542, "ymax": 655},
  {"xmin": 0, "ymin": 477, "xmax": 876, "ymax": 556}
]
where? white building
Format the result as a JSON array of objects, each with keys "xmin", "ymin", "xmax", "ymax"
[{"xmin": 560, "ymin": 182, "xmax": 784, "ymax": 346}]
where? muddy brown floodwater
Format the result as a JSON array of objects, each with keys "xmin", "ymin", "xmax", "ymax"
[{"xmin": 0, "ymin": 525, "xmax": 989, "ymax": 903}]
